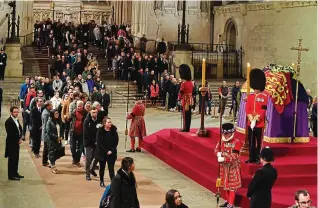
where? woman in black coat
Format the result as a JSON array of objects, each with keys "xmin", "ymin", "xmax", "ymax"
[
  {"xmin": 161, "ymin": 189, "xmax": 188, "ymax": 208},
  {"xmin": 45, "ymin": 109, "xmax": 62, "ymax": 174},
  {"xmin": 95, "ymin": 117, "xmax": 119, "ymax": 187},
  {"xmin": 110, "ymin": 157, "xmax": 140, "ymax": 208}
]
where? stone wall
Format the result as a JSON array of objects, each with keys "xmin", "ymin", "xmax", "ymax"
[
  {"xmin": 132, "ymin": 1, "xmax": 211, "ymax": 44},
  {"xmin": 213, "ymin": 1, "xmax": 317, "ymax": 94},
  {"xmin": 0, "ymin": 1, "xmax": 10, "ymax": 48}
]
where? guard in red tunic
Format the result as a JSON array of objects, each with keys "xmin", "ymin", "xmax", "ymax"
[
  {"xmin": 126, "ymin": 100, "xmax": 147, "ymax": 152},
  {"xmin": 178, "ymin": 64, "xmax": 194, "ymax": 132},
  {"xmin": 215, "ymin": 123, "xmax": 242, "ymax": 208},
  {"xmin": 245, "ymin": 68, "xmax": 268, "ymax": 164}
]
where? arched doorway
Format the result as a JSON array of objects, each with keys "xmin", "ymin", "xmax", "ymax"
[
  {"xmin": 223, "ymin": 18, "xmax": 242, "ymax": 78},
  {"xmin": 224, "ymin": 18, "xmax": 237, "ymax": 51}
]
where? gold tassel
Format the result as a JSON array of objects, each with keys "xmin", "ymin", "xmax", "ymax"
[
  {"xmin": 125, "ymin": 129, "xmax": 128, "ymax": 135},
  {"xmin": 216, "ymin": 177, "xmax": 222, "ymax": 188}
]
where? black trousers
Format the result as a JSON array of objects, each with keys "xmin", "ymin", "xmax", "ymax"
[
  {"xmin": 22, "ymin": 112, "xmax": 30, "ymax": 137},
  {"xmin": 313, "ymin": 120, "xmax": 317, "ymax": 137},
  {"xmin": 182, "ymin": 108, "xmax": 192, "ymax": 132},
  {"xmin": 8, "ymin": 152, "xmax": 19, "ymax": 178},
  {"xmin": 151, "ymin": 97, "xmax": 157, "ymax": 105},
  {"xmin": 0, "ymin": 101, "xmax": 2, "ymax": 118},
  {"xmin": 99, "ymin": 160, "xmax": 115, "ymax": 182},
  {"xmin": 32, "ymin": 129, "xmax": 42, "ymax": 154},
  {"xmin": 248, "ymin": 127, "xmax": 263, "ymax": 161},
  {"xmin": 70, "ymin": 133, "xmax": 83, "ymax": 163},
  {"xmin": 63, "ymin": 121, "xmax": 70, "ymax": 140},
  {"xmin": 42, "ymin": 142, "xmax": 49, "ymax": 165},
  {"xmin": 0, "ymin": 65, "xmax": 5, "ymax": 80}
]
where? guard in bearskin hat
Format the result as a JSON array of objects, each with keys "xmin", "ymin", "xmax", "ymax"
[
  {"xmin": 214, "ymin": 123, "xmax": 242, "ymax": 208},
  {"xmin": 245, "ymin": 68, "xmax": 268, "ymax": 164},
  {"xmin": 177, "ymin": 64, "xmax": 194, "ymax": 132},
  {"xmin": 247, "ymin": 146, "xmax": 277, "ymax": 208}
]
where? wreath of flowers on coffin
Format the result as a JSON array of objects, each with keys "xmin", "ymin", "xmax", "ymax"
[{"xmin": 264, "ymin": 62, "xmax": 297, "ymax": 77}]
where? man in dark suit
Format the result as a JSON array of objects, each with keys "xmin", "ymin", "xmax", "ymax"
[
  {"xmin": 31, "ymin": 97, "xmax": 44, "ymax": 157},
  {"xmin": 97, "ymin": 86, "xmax": 110, "ymax": 117},
  {"xmin": 5, "ymin": 106, "xmax": 24, "ymax": 180},
  {"xmin": 0, "ymin": 87, "xmax": 2, "ymax": 118},
  {"xmin": 247, "ymin": 147, "xmax": 278, "ymax": 208},
  {"xmin": 0, "ymin": 47, "xmax": 7, "ymax": 82}
]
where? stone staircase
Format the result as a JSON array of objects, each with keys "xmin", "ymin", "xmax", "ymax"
[
  {"xmin": 87, "ymin": 43, "xmax": 113, "ymax": 79},
  {"xmin": 105, "ymin": 80, "xmax": 139, "ymax": 107},
  {"xmin": 22, "ymin": 45, "xmax": 49, "ymax": 77},
  {"xmin": 0, "ymin": 77, "xmax": 23, "ymax": 104}
]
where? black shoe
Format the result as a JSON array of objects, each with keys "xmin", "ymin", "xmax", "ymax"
[
  {"xmin": 86, "ymin": 175, "xmax": 91, "ymax": 181},
  {"xmin": 100, "ymin": 181, "xmax": 105, "ymax": 187},
  {"xmin": 219, "ymin": 202, "xmax": 228, "ymax": 207},
  {"xmin": 8, "ymin": 177, "xmax": 20, "ymax": 181},
  {"xmin": 42, "ymin": 162, "xmax": 50, "ymax": 167},
  {"xmin": 90, "ymin": 170, "xmax": 97, "ymax": 177},
  {"xmin": 126, "ymin": 149, "xmax": 135, "ymax": 153},
  {"xmin": 136, "ymin": 148, "xmax": 141, "ymax": 152},
  {"xmin": 16, "ymin": 174, "xmax": 24, "ymax": 179},
  {"xmin": 179, "ymin": 129, "xmax": 187, "ymax": 132}
]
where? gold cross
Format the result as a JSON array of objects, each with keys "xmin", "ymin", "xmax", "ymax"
[{"xmin": 291, "ymin": 38, "xmax": 309, "ymax": 79}]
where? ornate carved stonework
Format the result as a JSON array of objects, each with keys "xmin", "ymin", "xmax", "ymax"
[
  {"xmin": 151, "ymin": 0, "xmax": 209, "ymax": 18},
  {"xmin": 214, "ymin": 1, "xmax": 317, "ymax": 15},
  {"xmin": 33, "ymin": 1, "xmax": 111, "ymax": 23}
]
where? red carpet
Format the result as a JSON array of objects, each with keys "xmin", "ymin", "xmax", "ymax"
[{"xmin": 143, "ymin": 128, "xmax": 317, "ymax": 208}]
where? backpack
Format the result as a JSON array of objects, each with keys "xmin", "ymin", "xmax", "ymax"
[{"xmin": 100, "ymin": 184, "xmax": 111, "ymax": 208}]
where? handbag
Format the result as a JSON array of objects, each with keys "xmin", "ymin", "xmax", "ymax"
[{"xmin": 55, "ymin": 142, "xmax": 65, "ymax": 160}]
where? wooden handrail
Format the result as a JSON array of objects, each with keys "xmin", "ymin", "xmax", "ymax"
[{"xmin": 18, "ymin": 31, "xmax": 34, "ymax": 38}]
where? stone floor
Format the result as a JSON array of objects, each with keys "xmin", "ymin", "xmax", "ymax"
[{"xmin": 0, "ymin": 103, "xmax": 234, "ymax": 208}]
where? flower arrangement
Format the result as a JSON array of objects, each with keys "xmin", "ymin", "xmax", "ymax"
[{"xmin": 264, "ymin": 62, "xmax": 296, "ymax": 74}]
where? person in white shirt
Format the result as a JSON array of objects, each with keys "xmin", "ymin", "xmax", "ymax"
[
  {"xmin": 50, "ymin": 91, "xmax": 62, "ymax": 110},
  {"xmin": 52, "ymin": 76, "xmax": 63, "ymax": 92}
]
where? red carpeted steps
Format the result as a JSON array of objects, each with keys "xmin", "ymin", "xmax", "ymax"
[{"xmin": 143, "ymin": 128, "xmax": 317, "ymax": 208}]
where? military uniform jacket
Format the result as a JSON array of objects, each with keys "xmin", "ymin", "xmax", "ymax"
[
  {"xmin": 0, "ymin": 52, "xmax": 7, "ymax": 66},
  {"xmin": 246, "ymin": 92, "xmax": 268, "ymax": 128},
  {"xmin": 214, "ymin": 138, "xmax": 242, "ymax": 190},
  {"xmin": 178, "ymin": 81, "xmax": 194, "ymax": 110}
]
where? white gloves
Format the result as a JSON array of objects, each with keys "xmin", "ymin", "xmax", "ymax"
[
  {"xmin": 218, "ymin": 157, "xmax": 225, "ymax": 163},
  {"xmin": 217, "ymin": 152, "xmax": 222, "ymax": 158},
  {"xmin": 96, "ymin": 124, "xmax": 102, "ymax": 128},
  {"xmin": 251, "ymin": 120, "xmax": 256, "ymax": 129}
]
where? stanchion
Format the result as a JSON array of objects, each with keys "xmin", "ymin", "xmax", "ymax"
[{"xmin": 196, "ymin": 87, "xmax": 208, "ymax": 137}]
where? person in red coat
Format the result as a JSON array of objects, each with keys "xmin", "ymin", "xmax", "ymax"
[
  {"xmin": 214, "ymin": 123, "xmax": 242, "ymax": 208},
  {"xmin": 245, "ymin": 68, "xmax": 268, "ymax": 164},
  {"xmin": 126, "ymin": 100, "xmax": 147, "ymax": 152},
  {"xmin": 150, "ymin": 80, "xmax": 159, "ymax": 107},
  {"xmin": 178, "ymin": 64, "xmax": 194, "ymax": 132}
]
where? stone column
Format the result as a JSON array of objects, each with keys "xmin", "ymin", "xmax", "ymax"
[
  {"xmin": 131, "ymin": 1, "xmax": 140, "ymax": 35},
  {"xmin": 18, "ymin": 0, "xmax": 34, "ymax": 45}
]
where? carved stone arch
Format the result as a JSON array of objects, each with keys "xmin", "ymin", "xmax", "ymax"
[{"xmin": 223, "ymin": 17, "xmax": 238, "ymax": 50}]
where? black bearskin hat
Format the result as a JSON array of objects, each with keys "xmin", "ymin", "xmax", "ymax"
[
  {"xmin": 250, "ymin": 68, "xmax": 266, "ymax": 91},
  {"xmin": 221, "ymin": 123, "xmax": 235, "ymax": 134},
  {"xmin": 260, "ymin": 146, "xmax": 274, "ymax": 162},
  {"xmin": 179, "ymin": 64, "xmax": 192, "ymax": 81}
]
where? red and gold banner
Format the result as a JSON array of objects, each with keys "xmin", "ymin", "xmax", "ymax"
[{"xmin": 264, "ymin": 71, "xmax": 293, "ymax": 114}]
